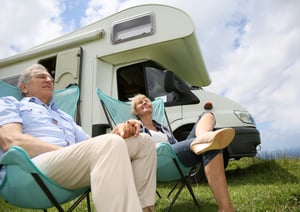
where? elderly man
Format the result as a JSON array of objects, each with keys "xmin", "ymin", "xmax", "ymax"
[{"xmin": 0, "ymin": 64, "xmax": 156, "ymax": 212}]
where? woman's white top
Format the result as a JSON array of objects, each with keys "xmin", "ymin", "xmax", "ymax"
[{"xmin": 149, "ymin": 129, "xmax": 168, "ymax": 143}]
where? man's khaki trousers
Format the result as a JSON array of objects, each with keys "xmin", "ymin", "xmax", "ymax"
[{"xmin": 33, "ymin": 133, "xmax": 157, "ymax": 211}]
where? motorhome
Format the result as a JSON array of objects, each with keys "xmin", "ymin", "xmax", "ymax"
[{"xmin": 0, "ymin": 4, "xmax": 260, "ymax": 168}]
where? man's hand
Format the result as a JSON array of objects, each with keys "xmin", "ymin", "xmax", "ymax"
[{"xmin": 112, "ymin": 119, "xmax": 141, "ymax": 139}]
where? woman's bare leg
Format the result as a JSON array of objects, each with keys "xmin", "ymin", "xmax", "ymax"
[
  {"xmin": 195, "ymin": 113, "xmax": 216, "ymax": 136},
  {"xmin": 194, "ymin": 113, "xmax": 234, "ymax": 211},
  {"xmin": 205, "ymin": 153, "xmax": 234, "ymax": 212}
]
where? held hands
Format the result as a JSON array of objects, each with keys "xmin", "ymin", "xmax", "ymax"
[{"xmin": 112, "ymin": 119, "xmax": 141, "ymax": 139}]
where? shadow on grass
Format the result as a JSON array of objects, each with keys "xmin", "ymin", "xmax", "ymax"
[
  {"xmin": 156, "ymin": 180, "xmax": 220, "ymax": 212},
  {"xmin": 225, "ymin": 159, "xmax": 299, "ymax": 185},
  {"xmin": 158, "ymin": 201, "xmax": 216, "ymax": 212},
  {"xmin": 155, "ymin": 193, "xmax": 217, "ymax": 212}
]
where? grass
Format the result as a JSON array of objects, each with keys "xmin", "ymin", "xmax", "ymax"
[{"xmin": 1, "ymin": 157, "xmax": 299, "ymax": 211}]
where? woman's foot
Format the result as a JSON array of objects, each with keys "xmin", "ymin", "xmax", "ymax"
[{"xmin": 190, "ymin": 128, "xmax": 235, "ymax": 155}]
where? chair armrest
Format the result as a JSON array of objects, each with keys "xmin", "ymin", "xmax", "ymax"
[{"xmin": 0, "ymin": 146, "xmax": 39, "ymax": 173}]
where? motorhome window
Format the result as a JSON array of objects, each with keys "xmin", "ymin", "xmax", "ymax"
[
  {"xmin": 117, "ymin": 61, "xmax": 199, "ymax": 106},
  {"xmin": 39, "ymin": 56, "xmax": 57, "ymax": 79},
  {"xmin": 144, "ymin": 67, "xmax": 169, "ymax": 100},
  {"xmin": 111, "ymin": 13, "xmax": 154, "ymax": 44},
  {"xmin": 117, "ymin": 63, "xmax": 146, "ymax": 101},
  {"xmin": 144, "ymin": 68, "xmax": 199, "ymax": 106}
]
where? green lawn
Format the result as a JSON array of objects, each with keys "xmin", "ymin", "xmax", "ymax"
[{"xmin": 1, "ymin": 157, "xmax": 299, "ymax": 211}]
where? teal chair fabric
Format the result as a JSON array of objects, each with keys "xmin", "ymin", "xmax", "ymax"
[
  {"xmin": 0, "ymin": 80, "xmax": 79, "ymax": 118},
  {"xmin": 96, "ymin": 88, "xmax": 199, "ymax": 211},
  {"xmin": 96, "ymin": 88, "xmax": 167, "ymax": 127},
  {"xmin": 0, "ymin": 80, "xmax": 90, "ymax": 211},
  {"xmin": 0, "ymin": 80, "xmax": 22, "ymax": 100}
]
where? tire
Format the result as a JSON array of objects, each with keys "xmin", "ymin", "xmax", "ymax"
[
  {"xmin": 173, "ymin": 124, "xmax": 194, "ymax": 141},
  {"xmin": 190, "ymin": 163, "xmax": 207, "ymax": 183}
]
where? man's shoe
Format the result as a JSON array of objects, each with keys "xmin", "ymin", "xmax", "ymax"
[{"xmin": 190, "ymin": 128, "xmax": 235, "ymax": 155}]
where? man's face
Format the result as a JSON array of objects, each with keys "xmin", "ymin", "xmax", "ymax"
[{"xmin": 20, "ymin": 70, "xmax": 54, "ymax": 104}]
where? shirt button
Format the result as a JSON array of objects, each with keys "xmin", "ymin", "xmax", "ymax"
[{"xmin": 53, "ymin": 119, "xmax": 58, "ymax": 125}]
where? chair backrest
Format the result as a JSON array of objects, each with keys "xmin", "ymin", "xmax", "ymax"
[
  {"xmin": 0, "ymin": 80, "xmax": 22, "ymax": 100},
  {"xmin": 96, "ymin": 88, "xmax": 191, "ymax": 182},
  {"xmin": 96, "ymin": 88, "xmax": 168, "ymax": 128},
  {"xmin": 0, "ymin": 80, "xmax": 79, "ymax": 118},
  {"xmin": 53, "ymin": 85, "xmax": 80, "ymax": 118}
]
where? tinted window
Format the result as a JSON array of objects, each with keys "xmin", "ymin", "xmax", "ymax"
[{"xmin": 117, "ymin": 60, "xmax": 199, "ymax": 106}]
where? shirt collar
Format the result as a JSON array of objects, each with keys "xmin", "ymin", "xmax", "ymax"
[{"xmin": 21, "ymin": 97, "xmax": 58, "ymax": 111}]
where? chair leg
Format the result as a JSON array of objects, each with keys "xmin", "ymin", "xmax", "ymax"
[
  {"xmin": 156, "ymin": 190, "xmax": 162, "ymax": 198},
  {"xmin": 167, "ymin": 180, "xmax": 180, "ymax": 198},
  {"xmin": 67, "ymin": 189, "xmax": 91, "ymax": 212},
  {"xmin": 184, "ymin": 176, "xmax": 200, "ymax": 207},
  {"xmin": 32, "ymin": 173, "xmax": 64, "ymax": 212},
  {"xmin": 166, "ymin": 180, "xmax": 185, "ymax": 212},
  {"xmin": 32, "ymin": 173, "xmax": 91, "ymax": 212},
  {"xmin": 86, "ymin": 191, "xmax": 91, "ymax": 212},
  {"xmin": 169, "ymin": 159, "xmax": 200, "ymax": 209}
]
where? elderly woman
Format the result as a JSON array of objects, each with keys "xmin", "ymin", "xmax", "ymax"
[{"xmin": 131, "ymin": 94, "xmax": 235, "ymax": 212}]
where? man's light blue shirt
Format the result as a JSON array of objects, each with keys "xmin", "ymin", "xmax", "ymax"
[{"xmin": 0, "ymin": 96, "xmax": 89, "ymax": 182}]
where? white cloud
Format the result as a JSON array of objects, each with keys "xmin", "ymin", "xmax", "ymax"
[
  {"xmin": 204, "ymin": 0, "xmax": 300, "ymax": 151},
  {"xmin": 0, "ymin": 0, "xmax": 64, "ymax": 59},
  {"xmin": 80, "ymin": 0, "xmax": 121, "ymax": 26}
]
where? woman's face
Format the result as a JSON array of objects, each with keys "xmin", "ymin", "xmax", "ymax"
[{"xmin": 134, "ymin": 96, "xmax": 153, "ymax": 117}]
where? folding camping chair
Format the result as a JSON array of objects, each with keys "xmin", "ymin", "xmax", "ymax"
[
  {"xmin": 0, "ymin": 80, "xmax": 91, "ymax": 212},
  {"xmin": 96, "ymin": 88, "xmax": 199, "ymax": 211}
]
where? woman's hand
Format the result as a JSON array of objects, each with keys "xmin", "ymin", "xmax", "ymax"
[{"xmin": 112, "ymin": 119, "xmax": 141, "ymax": 139}]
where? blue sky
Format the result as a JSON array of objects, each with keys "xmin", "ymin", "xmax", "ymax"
[
  {"xmin": 0, "ymin": 0, "xmax": 299, "ymax": 158},
  {"xmin": 61, "ymin": 1, "xmax": 88, "ymax": 29}
]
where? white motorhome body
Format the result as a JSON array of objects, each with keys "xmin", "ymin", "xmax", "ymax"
[{"xmin": 0, "ymin": 4, "xmax": 260, "ymax": 166}]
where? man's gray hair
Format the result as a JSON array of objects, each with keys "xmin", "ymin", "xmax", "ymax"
[{"xmin": 18, "ymin": 64, "xmax": 48, "ymax": 89}]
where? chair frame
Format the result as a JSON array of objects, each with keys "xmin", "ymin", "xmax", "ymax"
[
  {"xmin": 167, "ymin": 160, "xmax": 198, "ymax": 211},
  {"xmin": 31, "ymin": 172, "xmax": 91, "ymax": 212}
]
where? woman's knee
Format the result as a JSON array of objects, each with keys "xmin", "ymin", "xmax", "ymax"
[
  {"xmin": 202, "ymin": 112, "xmax": 215, "ymax": 120},
  {"xmin": 203, "ymin": 150, "xmax": 222, "ymax": 167}
]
